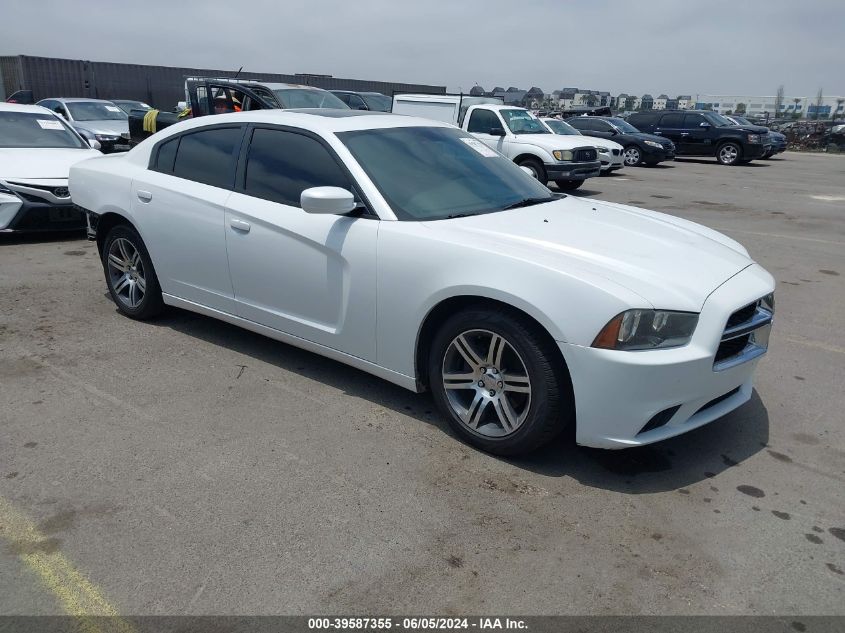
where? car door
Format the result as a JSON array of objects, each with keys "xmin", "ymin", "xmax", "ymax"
[
  {"xmin": 130, "ymin": 125, "xmax": 243, "ymax": 314},
  {"xmin": 466, "ymin": 109, "xmax": 508, "ymax": 157},
  {"xmin": 584, "ymin": 119, "xmax": 615, "ymax": 139},
  {"xmin": 680, "ymin": 112, "xmax": 713, "ymax": 155},
  {"xmin": 654, "ymin": 112, "xmax": 685, "ymax": 147},
  {"xmin": 223, "ymin": 125, "xmax": 378, "ymax": 361}
]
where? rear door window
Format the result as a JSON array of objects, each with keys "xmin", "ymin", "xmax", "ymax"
[
  {"xmin": 171, "ymin": 126, "xmax": 243, "ymax": 188},
  {"xmin": 683, "ymin": 113, "xmax": 705, "ymax": 128},
  {"xmin": 659, "ymin": 113, "xmax": 684, "ymax": 128}
]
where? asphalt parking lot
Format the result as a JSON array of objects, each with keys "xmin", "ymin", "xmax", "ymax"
[{"xmin": 1, "ymin": 152, "xmax": 843, "ymax": 616}]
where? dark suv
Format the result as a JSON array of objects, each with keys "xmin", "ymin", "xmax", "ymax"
[
  {"xmin": 566, "ymin": 116, "xmax": 675, "ymax": 166},
  {"xmin": 628, "ymin": 110, "xmax": 768, "ymax": 165}
]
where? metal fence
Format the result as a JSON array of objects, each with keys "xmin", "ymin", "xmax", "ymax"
[{"xmin": 0, "ymin": 55, "xmax": 446, "ymax": 108}]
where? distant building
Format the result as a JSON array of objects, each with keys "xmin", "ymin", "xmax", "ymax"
[
  {"xmin": 653, "ymin": 94, "xmax": 669, "ymax": 110},
  {"xmin": 676, "ymin": 95, "xmax": 693, "ymax": 109},
  {"xmin": 640, "ymin": 94, "xmax": 654, "ymax": 110},
  {"xmin": 695, "ymin": 93, "xmax": 845, "ymax": 118},
  {"xmin": 469, "ymin": 85, "xmax": 485, "ymax": 96}
]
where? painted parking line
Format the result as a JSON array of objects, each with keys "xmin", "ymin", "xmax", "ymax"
[{"xmin": 0, "ymin": 496, "xmax": 135, "ymax": 633}]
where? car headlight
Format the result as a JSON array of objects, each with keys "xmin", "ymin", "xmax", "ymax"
[
  {"xmin": 553, "ymin": 149, "xmax": 574, "ymax": 161},
  {"xmin": 592, "ymin": 309, "xmax": 699, "ymax": 351},
  {"xmin": 760, "ymin": 292, "xmax": 775, "ymax": 314},
  {"xmin": 644, "ymin": 140, "xmax": 663, "ymax": 149},
  {"xmin": 748, "ymin": 134, "xmax": 760, "ymax": 143},
  {"xmin": 95, "ymin": 134, "xmax": 120, "ymax": 142},
  {"xmin": 597, "ymin": 146, "xmax": 610, "ymax": 154}
]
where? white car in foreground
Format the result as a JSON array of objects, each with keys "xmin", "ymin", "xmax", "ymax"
[
  {"xmin": 541, "ymin": 117, "xmax": 624, "ymax": 173},
  {"xmin": 69, "ymin": 109, "xmax": 774, "ymax": 455},
  {"xmin": 0, "ymin": 104, "xmax": 101, "ymax": 232}
]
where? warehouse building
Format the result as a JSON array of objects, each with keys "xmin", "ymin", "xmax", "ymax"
[{"xmin": 0, "ymin": 55, "xmax": 446, "ymax": 109}]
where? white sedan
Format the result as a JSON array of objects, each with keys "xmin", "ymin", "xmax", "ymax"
[
  {"xmin": 0, "ymin": 103, "xmax": 101, "ymax": 232},
  {"xmin": 541, "ymin": 117, "xmax": 624, "ymax": 173},
  {"xmin": 69, "ymin": 109, "xmax": 774, "ymax": 455}
]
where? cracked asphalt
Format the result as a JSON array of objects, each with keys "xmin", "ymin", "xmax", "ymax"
[{"xmin": 1, "ymin": 151, "xmax": 843, "ymax": 616}]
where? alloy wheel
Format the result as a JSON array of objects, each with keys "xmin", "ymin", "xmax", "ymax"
[
  {"xmin": 623, "ymin": 147, "xmax": 641, "ymax": 165},
  {"xmin": 107, "ymin": 237, "xmax": 146, "ymax": 309},
  {"xmin": 441, "ymin": 329, "xmax": 532, "ymax": 437},
  {"xmin": 719, "ymin": 144, "xmax": 739, "ymax": 164}
]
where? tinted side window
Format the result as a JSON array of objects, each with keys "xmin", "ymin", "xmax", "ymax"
[
  {"xmin": 244, "ymin": 128, "xmax": 352, "ymax": 207},
  {"xmin": 153, "ymin": 137, "xmax": 179, "ymax": 173},
  {"xmin": 591, "ymin": 119, "xmax": 613, "ymax": 132},
  {"xmin": 659, "ymin": 113, "xmax": 684, "ymax": 127},
  {"xmin": 348, "ymin": 95, "xmax": 366, "ymax": 109},
  {"xmin": 172, "ymin": 126, "xmax": 242, "ymax": 189},
  {"xmin": 567, "ymin": 117, "xmax": 591, "ymax": 131},
  {"xmin": 683, "ymin": 113, "xmax": 704, "ymax": 128},
  {"xmin": 467, "ymin": 109, "xmax": 500, "ymax": 133}
]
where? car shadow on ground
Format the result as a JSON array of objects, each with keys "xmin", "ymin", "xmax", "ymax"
[
  {"xmin": 0, "ymin": 230, "xmax": 86, "ymax": 245},
  {"xmin": 673, "ymin": 158, "xmax": 770, "ymax": 167},
  {"xmin": 149, "ymin": 306, "xmax": 769, "ymax": 494}
]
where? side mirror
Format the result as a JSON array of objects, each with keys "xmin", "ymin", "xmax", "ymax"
[
  {"xmin": 699, "ymin": 121, "xmax": 711, "ymax": 128},
  {"xmin": 88, "ymin": 139, "xmax": 102, "ymax": 151},
  {"xmin": 489, "ymin": 126, "xmax": 506, "ymax": 137},
  {"xmin": 357, "ymin": 104, "xmax": 368, "ymax": 111},
  {"xmin": 300, "ymin": 186, "xmax": 356, "ymax": 215}
]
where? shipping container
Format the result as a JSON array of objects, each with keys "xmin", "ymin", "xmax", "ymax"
[{"xmin": 0, "ymin": 55, "xmax": 446, "ymax": 109}]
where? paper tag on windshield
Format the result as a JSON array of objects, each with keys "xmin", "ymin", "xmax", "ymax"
[
  {"xmin": 105, "ymin": 106, "xmax": 121, "ymax": 112},
  {"xmin": 37, "ymin": 119, "xmax": 64, "ymax": 130},
  {"xmin": 460, "ymin": 137, "xmax": 498, "ymax": 157}
]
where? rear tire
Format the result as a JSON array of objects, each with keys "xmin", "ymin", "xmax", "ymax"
[
  {"xmin": 555, "ymin": 179, "xmax": 584, "ymax": 191},
  {"xmin": 517, "ymin": 157, "xmax": 547, "ymax": 183},
  {"xmin": 623, "ymin": 145, "xmax": 642, "ymax": 166},
  {"xmin": 428, "ymin": 307, "xmax": 572, "ymax": 455},
  {"xmin": 716, "ymin": 142, "xmax": 742, "ymax": 165},
  {"xmin": 101, "ymin": 224, "xmax": 164, "ymax": 320}
]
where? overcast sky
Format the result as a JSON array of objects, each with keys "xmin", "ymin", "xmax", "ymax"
[{"xmin": 4, "ymin": 0, "xmax": 843, "ymax": 97}]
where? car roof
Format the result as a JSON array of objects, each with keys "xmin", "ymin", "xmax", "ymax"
[
  {"xmin": 199, "ymin": 79, "xmax": 329, "ymax": 92},
  {"xmin": 153, "ymin": 108, "xmax": 454, "ymax": 135},
  {"xmin": 43, "ymin": 98, "xmax": 117, "ymax": 104},
  {"xmin": 0, "ymin": 103, "xmax": 56, "ymax": 114}
]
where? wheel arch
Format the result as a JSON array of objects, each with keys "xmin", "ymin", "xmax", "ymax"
[
  {"xmin": 413, "ymin": 294, "xmax": 571, "ymax": 393},
  {"xmin": 94, "ymin": 211, "xmax": 141, "ymax": 256}
]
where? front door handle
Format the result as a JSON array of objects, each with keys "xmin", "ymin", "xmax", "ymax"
[
  {"xmin": 680, "ymin": 132, "xmax": 690, "ymax": 136},
  {"xmin": 137, "ymin": 190, "xmax": 152, "ymax": 202},
  {"xmin": 229, "ymin": 218, "xmax": 251, "ymax": 233}
]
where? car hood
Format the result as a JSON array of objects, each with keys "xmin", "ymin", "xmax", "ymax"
[
  {"xmin": 71, "ymin": 120, "xmax": 129, "ymax": 136},
  {"xmin": 423, "ymin": 196, "xmax": 752, "ymax": 311},
  {"xmin": 0, "ymin": 148, "xmax": 102, "ymax": 179},
  {"xmin": 511, "ymin": 134, "xmax": 601, "ymax": 150},
  {"xmin": 732, "ymin": 124, "xmax": 769, "ymax": 134},
  {"xmin": 628, "ymin": 132, "xmax": 674, "ymax": 147}
]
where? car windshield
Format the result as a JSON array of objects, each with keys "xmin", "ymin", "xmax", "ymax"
[
  {"xmin": 338, "ymin": 126, "xmax": 555, "ymax": 221},
  {"xmin": 273, "ymin": 89, "xmax": 349, "ymax": 109},
  {"xmin": 607, "ymin": 118, "xmax": 640, "ymax": 134},
  {"xmin": 114, "ymin": 101, "xmax": 152, "ymax": 114},
  {"xmin": 0, "ymin": 111, "xmax": 87, "ymax": 149},
  {"xmin": 65, "ymin": 101, "xmax": 128, "ymax": 121},
  {"xmin": 730, "ymin": 116, "xmax": 752, "ymax": 126},
  {"xmin": 500, "ymin": 109, "xmax": 550, "ymax": 134},
  {"xmin": 703, "ymin": 112, "xmax": 734, "ymax": 127},
  {"xmin": 543, "ymin": 119, "xmax": 580, "ymax": 135},
  {"xmin": 361, "ymin": 94, "xmax": 392, "ymax": 112}
]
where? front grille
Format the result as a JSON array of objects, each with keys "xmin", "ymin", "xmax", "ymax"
[
  {"xmin": 715, "ymin": 335, "xmax": 750, "ymax": 362},
  {"xmin": 575, "ymin": 148, "xmax": 597, "ymax": 162},
  {"xmin": 726, "ymin": 302, "xmax": 757, "ymax": 328},
  {"xmin": 7, "ymin": 182, "xmax": 71, "ymax": 200},
  {"xmin": 612, "ymin": 149, "xmax": 621, "ymax": 156}
]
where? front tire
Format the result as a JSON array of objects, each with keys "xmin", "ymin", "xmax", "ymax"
[
  {"xmin": 623, "ymin": 145, "xmax": 642, "ymax": 166},
  {"xmin": 555, "ymin": 179, "xmax": 584, "ymax": 191},
  {"xmin": 102, "ymin": 224, "xmax": 164, "ymax": 320},
  {"xmin": 716, "ymin": 142, "xmax": 742, "ymax": 165},
  {"xmin": 517, "ymin": 157, "xmax": 547, "ymax": 183},
  {"xmin": 428, "ymin": 308, "xmax": 571, "ymax": 455}
]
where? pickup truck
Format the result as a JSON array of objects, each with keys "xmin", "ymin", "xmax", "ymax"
[
  {"xmin": 392, "ymin": 95, "xmax": 601, "ymax": 190},
  {"xmin": 128, "ymin": 77, "xmax": 348, "ymax": 145}
]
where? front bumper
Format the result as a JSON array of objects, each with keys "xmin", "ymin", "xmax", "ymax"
[
  {"xmin": 745, "ymin": 143, "xmax": 767, "ymax": 159},
  {"xmin": 560, "ymin": 264, "xmax": 775, "ymax": 449},
  {"xmin": 599, "ymin": 150, "xmax": 624, "ymax": 171},
  {"xmin": 643, "ymin": 145, "xmax": 675, "ymax": 162},
  {"xmin": 545, "ymin": 160, "xmax": 602, "ymax": 181},
  {"xmin": 0, "ymin": 182, "xmax": 85, "ymax": 232}
]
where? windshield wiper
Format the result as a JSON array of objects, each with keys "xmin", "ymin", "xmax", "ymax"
[
  {"xmin": 446, "ymin": 212, "xmax": 480, "ymax": 219},
  {"xmin": 501, "ymin": 197, "xmax": 554, "ymax": 210}
]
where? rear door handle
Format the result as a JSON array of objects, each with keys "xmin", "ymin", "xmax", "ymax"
[
  {"xmin": 137, "ymin": 190, "xmax": 152, "ymax": 202},
  {"xmin": 229, "ymin": 218, "xmax": 251, "ymax": 233}
]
